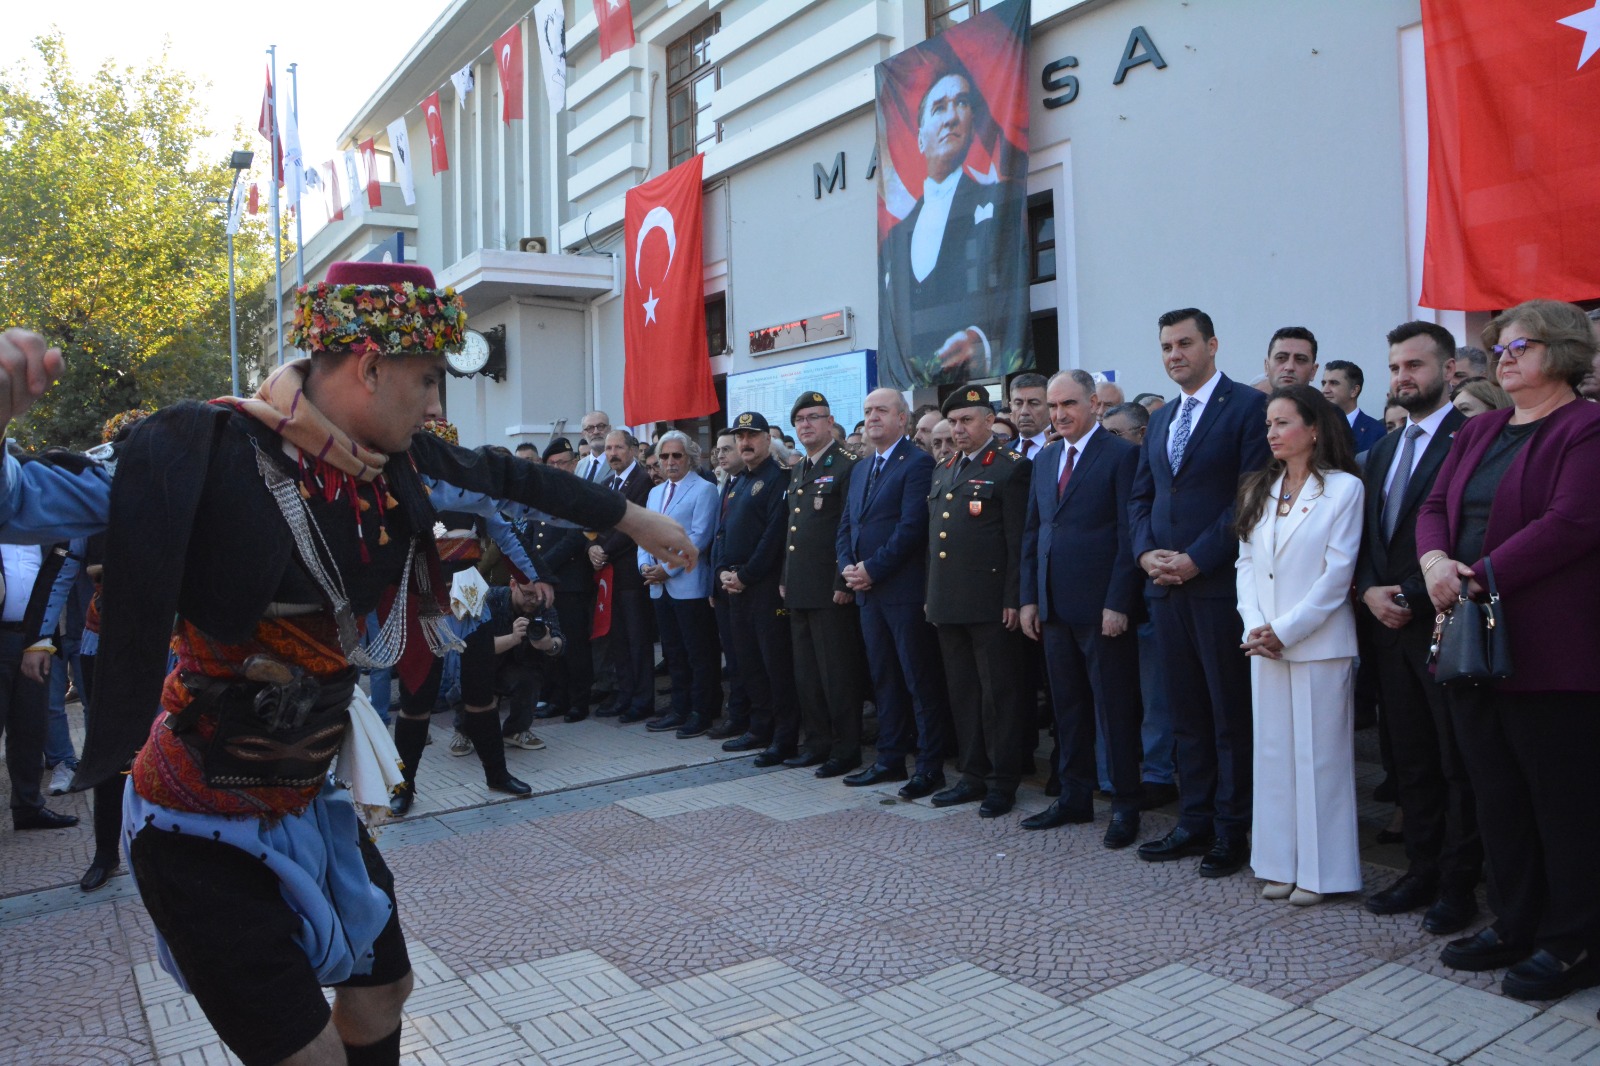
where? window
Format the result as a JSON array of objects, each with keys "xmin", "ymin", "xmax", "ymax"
[
  {"xmin": 705, "ymin": 294, "xmax": 727, "ymax": 357},
  {"xmin": 668, "ymin": 15, "xmax": 721, "ymax": 167},
  {"xmin": 927, "ymin": 0, "xmax": 981, "ymax": 36},
  {"xmin": 1028, "ymin": 193, "xmax": 1056, "ymax": 283}
]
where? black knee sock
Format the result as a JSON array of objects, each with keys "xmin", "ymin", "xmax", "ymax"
[
  {"xmin": 342, "ymin": 1026, "xmax": 401, "ymax": 1066},
  {"xmin": 90, "ymin": 776, "xmax": 124, "ymax": 869},
  {"xmin": 392, "ymin": 716, "xmax": 430, "ymax": 792},
  {"xmin": 459, "ymin": 708, "xmax": 509, "ymax": 785}
]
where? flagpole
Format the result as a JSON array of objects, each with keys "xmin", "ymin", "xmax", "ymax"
[
  {"xmin": 269, "ymin": 45, "xmax": 285, "ymax": 366},
  {"xmin": 289, "ymin": 63, "xmax": 305, "ymax": 291}
]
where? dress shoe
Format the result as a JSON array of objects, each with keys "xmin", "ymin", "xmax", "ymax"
[
  {"xmin": 1261, "ymin": 881, "xmax": 1295, "ymax": 900},
  {"xmin": 753, "ymin": 747, "xmax": 795, "ymax": 768},
  {"xmin": 931, "ymin": 781, "xmax": 986, "ymax": 808},
  {"xmin": 978, "ymin": 791, "xmax": 1015, "ymax": 818},
  {"xmin": 1423, "ymin": 891, "xmax": 1479, "ymax": 935},
  {"xmin": 1375, "ymin": 828, "xmax": 1406, "ymax": 845},
  {"xmin": 1289, "ymin": 888, "xmax": 1325, "ymax": 906},
  {"xmin": 593, "ymin": 701, "xmax": 622, "ymax": 718},
  {"xmin": 1440, "ymin": 927, "xmax": 1532, "ymax": 972},
  {"xmin": 1198, "ymin": 835, "xmax": 1250, "ymax": 878},
  {"xmin": 12, "ymin": 806, "xmax": 78, "ymax": 831},
  {"xmin": 646, "ymin": 714, "xmax": 687, "ymax": 732},
  {"xmin": 675, "ymin": 716, "xmax": 711, "ymax": 739},
  {"xmin": 533, "ymin": 705, "xmax": 566, "ymax": 720},
  {"xmin": 1139, "ymin": 782, "xmax": 1180, "ymax": 810},
  {"xmin": 721, "ymin": 732, "xmax": 766, "ymax": 753},
  {"xmin": 1503, "ymin": 949, "xmax": 1600, "ymax": 1001},
  {"xmin": 707, "ymin": 720, "xmax": 747, "ymax": 740},
  {"xmin": 783, "ymin": 751, "xmax": 827, "ymax": 769},
  {"xmin": 487, "ymin": 775, "xmax": 532, "ymax": 797},
  {"xmin": 1137, "ymin": 826, "xmax": 1215, "ymax": 863},
  {"xmin": 896, "ymin": 771, "xmax": 944, "ymax": 799},
  {"xmin": 79, "ymin": 863, "xmax": 114, "ymax": 892},
  {"xmin": 563, "ymin": 708, "xmax": 590, "ymax": 723},
  {"xmin": 814, "ymin": 757, "xmax": 860, "ymax": 779},
  {"xmin": 618, "ymin": 708, "xmax": 653, "ymax": 724},
  {"xmin": 389, "ymin": 787, "xmax": 415, "ymax": 817},
  {"xmin": 1102, "ymin": 812, "xmax": 1141, "ymax": 849},
  {"xmin": 844, "ymin": 764, "xmax": 908, "ymax": 788},
  {"xmin": 1020, "ymin": 799, "xmax": 1092, "ymax": 831},
  {"xmin": 1365, "ymin": 871, "xmax": 1440, "ymax": 916}
]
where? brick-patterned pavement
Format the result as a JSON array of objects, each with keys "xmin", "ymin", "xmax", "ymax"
[{"xmin": 4, "ymin": 692, "xmax": 1600, "ymax": 1066}]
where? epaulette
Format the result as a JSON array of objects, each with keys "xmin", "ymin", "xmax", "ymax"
[{"xmin": 1003, "ymin": 449, "xmax": 1020, "ymax": 460}]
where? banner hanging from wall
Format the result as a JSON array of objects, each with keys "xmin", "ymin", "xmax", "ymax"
[{"xmin": 874, "ymin": 0, "xmax": 1033, "ymax": 391}]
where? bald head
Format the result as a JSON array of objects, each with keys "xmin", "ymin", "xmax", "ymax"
[{"xmin": 862, "ymin": 387, "xmax": 910, "ymax": 449}]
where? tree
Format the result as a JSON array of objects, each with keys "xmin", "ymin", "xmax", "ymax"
[{"xmin": 0, "ymin": 34, "xmax": 285, "ymax": 449}]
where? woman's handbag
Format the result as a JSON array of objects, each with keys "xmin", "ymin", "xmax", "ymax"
[{"xmin": 1431, "ymin": 557, "xmax": 1512, "ymax": 685}]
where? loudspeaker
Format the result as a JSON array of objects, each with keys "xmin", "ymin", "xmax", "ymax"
[{"xmin": 518, "ymin": 236, "xmax": 548, "ymax": 253}]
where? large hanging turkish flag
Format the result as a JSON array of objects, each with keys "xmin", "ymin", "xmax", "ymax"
[
  {"xmin": 623, "ymin": 155, "xmax": 716, "ymax": 426},
  {"xmin": 593, "ymin": 0, "xmax": 637, "ymax": 62},
  {"xmin": 1421, "ymin": 0, "xmax": 1600, "ymax": 310},
  {"xmin": 495, "ymin": 23, "xmax": 525, "ymax": 124},
  {"xmin": 422, "ymin": 91, "xmax": 449, "ymax": 174}
]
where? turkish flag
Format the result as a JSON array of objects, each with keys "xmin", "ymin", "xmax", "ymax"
[
  {"xmin": 247, "ymin": 182, "xmax": 260, "ymax": 215},
  {"xmin": 359, "ymin": 138, "xmax": 382, "ymax": 207},
  {"xmin": 496, "ymin": 23, "xmax": 525, "ymax": 123},
  {"xmin": 322, "ymin": 160, "xmax": 344, "ymax": 223},
  {"xmin": 593, "ymin": 0, "xmax": 637, "ymax": 62},
  {"xmin": 258, "ymin": 66, "xmax": 284, "ymax": 184},
  {"xmin": 623, "ymin": 155, "xmax": 717, "ymax": 426},
  {"xmin": 1421, "ymin": 0, "xmax": 1600, "ymax": 310},
  {"xmin": 592, "ymin": 564, "xmax": 613, "ymax": 639},
  {"xmin": 422, "ymin": 91, "xmax": 449, "ymax": 174}
]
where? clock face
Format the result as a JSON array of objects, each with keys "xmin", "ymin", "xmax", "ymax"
[{"xmin": 448, "ymin": 330, "xmax": 491, "ymax": 376}]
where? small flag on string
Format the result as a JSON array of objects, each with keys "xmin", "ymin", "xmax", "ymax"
[
  {"xmin": 534, "ymin": 0, "xmax": 567, "ymax": 116},
  {"xmin": 450, "ymin": 65, "xmax": 474, "ymax": 108},
  {"xmin": 386, "ymin": 117, "xmax": 416, "ymax": 206},
  {"xmin": 593, "ymin": 0, "xmax": 637, "ymax": 62},
  {"xmin": 359, "ymin": 137, "xmax": 382, "ymax": 207},
  {"xmin": 247, "ymin": 182, "xmax": 260, "ymax": 215},
  {"xmin": 422, "ymin": 91, "xmax": 449, "ymax": 174},
  {"xmin": 495, "ymin": 23, "xmax": 525, "ymax": 124},
  {"xmin": 343, "ymin": 149, "xmax": 365, "ymax": 219}
]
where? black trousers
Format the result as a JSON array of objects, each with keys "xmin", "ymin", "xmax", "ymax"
[
  {"xmin": 608, "ymin": 586, "xmax": 656, "ymax": 716},
  {"xmin": 1369, "ymin": 621, "xmax": 1481, "ymax": 891},
  {"xmin": 729, "ymin": 579, "xmax": 798, "ymax": 747},
  {"xmin": 789, "ymin": 604, "xmax": 868, "ymax": 762},
  {"xmin": 858, "ymin": 598, "xmax": 951, "ymax": 775},
  {"xmin": 0, "ymin": 629, "xmax": 49, "ymax": 811},
  {"xmin": 714, "ymin": 588, "xmax": 751, "ymax": 727},
  {"xmin": 937, "ymin": 621, "xmax": 1029, "ymax": 794},
  {"xmin": 654, "ymin": 594, "xmax": 722, "ymax": 722},
  {"xmin": 1042, "ymin": 620, "xmax": 1144, "ymax": 815},
  {"xmin": 1449, "ymin": 687, "xmax": 1600, "ymax": 958},
  {"xmin": 550, "ymin": 588, "xmax": 594, "ymax": 715},
  {"xmin": 1149, "ymin": 590, "xmax": 1254, "ymax": 836}
]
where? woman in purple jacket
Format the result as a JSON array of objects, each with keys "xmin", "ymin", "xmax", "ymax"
[{"xmin": 1416, "ymin": 299, "xmax": 1600, "ymax": 1003}]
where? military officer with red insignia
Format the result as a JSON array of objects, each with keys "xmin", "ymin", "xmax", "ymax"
[{"xmin": 925, "ymin": 385, "xmax": 1033, "ymax": 817}]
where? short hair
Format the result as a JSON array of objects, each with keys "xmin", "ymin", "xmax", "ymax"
[
  {"xmin": 514, "ymin": 442, "xmax": 538, "ymax": 455},
  {"xmin": 655, "ymin": 429, "xmax": 701, "ymax": 465},
  {"xmin": 1103, "ymin": 401, "xmax": 1150, "ymax": 428},
  {"xmin": 992, "ymin": 416, "xmax": 1018, "ymax": 438},
  {"xmin": 1046, "ymin": 369, "xmax": 1097, "ymax": 399},
  {"xmin": 1457, "ymin": 345, "xmax": 1490, "ymax": 374},
  {"xmin": 1483, "ymin": 300, "xmax": 1599, "ymax": 389},
  {"xmin": 1323, "ymin": 359, "xmax": 1364, "ymax": 391},
  {"xmin": 1453, "ymin": 377, "xmax": 1511, "ymax": 410},
  {"xmin": 1009, "ymin": 372, "xmax": 1048, "ymax": 396},
  {"xmin": 852, "ymin": 420, "xmax": 865, "ymax": 431},
  {"xmin": 917, "ymin": 68, "xmax": 974, "ymax": 126},
  {"xmin": 831, "ymin": 424, "xmax": 847, "ymax": 443},
  {"xmin": 911, "ymin": 403, "xmax": 940, "ymax": 422},
  {"xmin": 1157, "ymin": 307, "xmax": 1215, "ymax": 341},
  {"xmin": 1385, "ymin": 321, "xmax": 1457, "ymax": 364},
  {"xmin": 605, "ymin": 429, "xmax": 640, "ymax": 449},
  {"xmin": 1132, "ymin": 391, "xmax": 1165, "ymax": 407},
  {"xmin": 1268, "ymin": 326, "xmax": 1318, "ymax": 358}
]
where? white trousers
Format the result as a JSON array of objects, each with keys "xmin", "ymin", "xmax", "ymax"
[{"xmin": 1249, "ymin": 656, "xmax": 1362, "ymax": 893}]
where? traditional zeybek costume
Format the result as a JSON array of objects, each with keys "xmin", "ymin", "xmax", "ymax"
[{"xmin": 0, "ymin": 263, "xmax": 625, "ymax": 1066}]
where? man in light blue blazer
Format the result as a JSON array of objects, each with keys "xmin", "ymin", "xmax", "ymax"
[{"xmin": 640, "ymin": 431, "xmax": 721, "ymax": 739}]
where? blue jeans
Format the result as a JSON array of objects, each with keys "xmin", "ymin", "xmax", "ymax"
[
  {"xmin": 361, "ymin": 612, "xmax": 392, "ymax": 725},
  {"xmin": 45, "ymin": 649, "xmax": 76, "ymax": 769}
]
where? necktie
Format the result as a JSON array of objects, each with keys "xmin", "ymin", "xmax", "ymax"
[
  {"xmin": 865, "ymin": 455, "xmax": 885, "ymax": 498},
  {"xmin": 955, "ymin": 455, "xmax": 970, "ymax": 479},
  {"xmin": 1382, "ymin": 424, "xmax": 1425, "ymax": 541},
  {"xmin": 722, "ymin": 476, "xmax": 736, "ymax": 519},
  {"xmin": 1021, "ymin": 439, "xmax": 1034, "ymax": 458},
  {"xmin": 1170, "ymin": 396, "xmax": 1199, "ymax": 471},
  {"xmin": 609, "ymin": 474, "xmax": 623, "ymax": 492},
  {"xmin": 1056, "ymin": 445, "xmax": 1076, "ymax": 499},
  {"xmin": 803, "ymin": 457, "xmax": 813, "ymax": 476},
  {"xmin": 663, "ymin": 481, "xmax": 676, "ymax": 512}
]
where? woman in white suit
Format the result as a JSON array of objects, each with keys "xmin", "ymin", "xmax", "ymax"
[{"xmin": 1236, "ymin": 385, "xmax": 1366, "ymax": 906}]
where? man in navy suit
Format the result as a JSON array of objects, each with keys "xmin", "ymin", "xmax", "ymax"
[
  {"xmin": 1322, "ymin": 360, "xmax": 1387, "ymax": 455},
  {"xmin": 1020, "ymin": 370, "xmax": 1145, "ymax": 848},
  {"xmin": 837, "ymin": 388, "xmax": 952, "ymax": 798},
  {"xmin": 591, "ymin": 430, "xmax": 656, "ymax": 723},
  {"xmin": 1130, "ymin": 308, "xmax": 1270, "ymax": 877}
]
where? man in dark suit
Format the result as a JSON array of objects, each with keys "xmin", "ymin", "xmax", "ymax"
[
  {"xmin": 1019, "ymin": 370, "xmax": 1144, "ymax": 847},
  {"xmin": 783, "ymin": 392, "xmax": 868, "ymax": 776},
  {"xmin": 877, "ymin": 71, "xmax": 1030, "ymax": 389},
  {"xmin": 838, "ymin": 389, "xmax": 951, "ymax": 797},
  {"xmin": 714, "ymin": 412, "xmax": 799, "ymax": 766},
  {"xmin": 926, "ymin": 385, "xmax": 1032, "ymax": 817},
  {"xmin": 528, "ymin": 437, "xmax": 598, "ymax": 723},
  {"xmin": 591, "ymin": 429, "xmax": 655, "ymax": 723},
  {"xmin": 708, "ymin": 431, "xmax": 753, "ymax": 740},
  {"xmin": 1357, "ymin": 321, "xmax": 1481, "ymax": 933},
  {"xmin": 1130, "ymin": 308, "xmax": 1270, "ymax": 877},
  {"xmin": 1323, "ymin": 359, "xmax": 1388, "ymax": 455}
]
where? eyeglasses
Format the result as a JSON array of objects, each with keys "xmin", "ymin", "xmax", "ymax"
[
  {"xmin": 581, "ymin": 422, "xmax": 610, "ymax": 433},
  {"xmin": 1491, "ymin": 338, "xmax": 1545, "ymax": 361},
  {"xmin": 793, "ymin": 413, "xmax": 830, "ymax": 424}
]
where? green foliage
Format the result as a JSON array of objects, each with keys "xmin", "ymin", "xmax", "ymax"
[{"xmin": 0, "ymin": 33, "xmax": 284, "ymax": 449}]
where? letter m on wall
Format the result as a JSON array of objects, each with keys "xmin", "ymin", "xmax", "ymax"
[{"xmin": 813, "ymin": 152, "xmax": 846, "ymax": 199}]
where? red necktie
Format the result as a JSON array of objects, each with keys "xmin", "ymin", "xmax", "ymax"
[
  {"xmin": 1021, "ymin": 439, "xmax": 1034, "ymax": 458},
  {"xmin": 1056, "ymin": 445, "xmax": 1076, "ymax": 499}
]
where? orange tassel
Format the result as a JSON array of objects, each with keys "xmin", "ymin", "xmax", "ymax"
[
  {"xmin": 358, "ymin": 498, "xmax": 371, "ymax": 512},
  {"xmin": 298, "ymin": 483, "xmax": 312, "ymax": 499},
  {"xmin": 385, "ymin": 493, "xmax": 399, "ymax": 509},
  {"xmin": 379, "ymin": 527, "xmax": 391, "ymax": 545}
]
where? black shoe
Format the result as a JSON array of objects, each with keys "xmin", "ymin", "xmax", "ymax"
[
  {"xmin": 79, "ymin": 863, "xmax": 114, "ymax": 893},
  {"xmin": 1375, "ymin": 828, "xmax": 1406, "ymax": 845},
  {"xmin": 488, "ymin": 775, "xmax": 532, "ymax": 797},
  {"xmin": 844, "ymin": 764, "xmax": 908, "ymax": 787},
  {"xmin": 646, "ymin": 714, "xmax": 687, "ymax": 732},
  {"xmin": 753, "ymin": 747, "xmax": 795, "ymax": 768},
  {"xmin": 707, "ymin": 720, "xmax": 747, "ymax": 740},
  {"xmin": 1044, "ymin": 773, "xmax": 1061, "ymax": 798},
  {"xmin": 1137, "ymin": 826, "xmax": 1215, "ymax": 863},
  {"xmin": 1373, "ymin": 776, "xmax": 1398, "ymax": 802},
  {"xmin": 931, "ymin": 781, "xmax": 986, "ymax": 808},
  {"xmin": 389, "ymin": 786, "xmax": 415, "ymax": 817},
  {"xmin": 783, "ymin": 751, "xmax": 827, "ymax": 769},
  {"xmin": 12, "ymin": 807, "xmax": 78, "ymax": 831},
  {"xmin": 533, "ymin": 705, "xmax": 566, "ymax": 720},
  {"xmin": 563, "ymin": 708, "xmax": 590, "ymax": 723},
  {"xmin": 978, "ymin": 791, "xmax": 1015, "ymax": 818},
  {"xmin": 1103, "ymin": 812, "xmax": 1141, "ymax": 849},
  {"xmin": 618, "ymin": 708, "xmax": 653, "ymax": 724},
  {"xmin": 675, "ymin": 716, "xmax": 711, "ymax": 739},
  {"xmin": 1440, "ymin": 927, "xmax": 1532, "ymax": 972},
  {"xmin": 1199, "ymin": 835, "xmax": 1250, "ymax": 878},
  {"xmin": 593, "ymin": 700, "xmax": 622, "ymax": 718},
  {"xmin": 1365, "ymin": 871, "xmax": 1440, "ymax": 916},
  {"xmin": 815, "ymin": 757, "xmax": 861, "ymax": 779},
  {"xmin": 1503, "ymin": 950, "xmax": 1600, "ymax": 1001},
  {"xmin": 1020, "ymin": 799, "xmax": 1092, "ymax": 831},
  {"xmin": 1423, "ymin": 891, "xmax": 1479, "ymax": 936},
  {"xmin": 897, "ymin": 771, "xmax": 945, "ymax": 799},
  {"xmin": 1139, "ymin": 782, "xmax": 1180, "ymax": 810},
  {"xmin": 721, "ymin": 732, "xmax": 766, "ymax": 753}
]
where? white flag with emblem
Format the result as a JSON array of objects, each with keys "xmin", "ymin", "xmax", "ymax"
[
  {"xmin": 450, "ymin": 65, "xmax": 474, "ymax": 108},
  {"xmin": 533, "ymin": 0, "xmax": 567, "ymax": 116},
  {"xmin": 385, "ymin": 116, "xmax": 416, "ymax": 206},
  {"xmin": 343, "ymin": 149, "xmax": 365, "ymax": 219},
  {"xmin": 282, "ymin": 94, "xmax": 305, "ymax": 204}
]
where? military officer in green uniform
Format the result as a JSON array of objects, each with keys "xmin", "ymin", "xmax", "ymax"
[
  {"xmin": 781, "ymin": 391, "xmax": 869, "ymax": 777},
  {"xmin": 925, "ymin": 384, "xmax": 1034, "ymax": 817}
]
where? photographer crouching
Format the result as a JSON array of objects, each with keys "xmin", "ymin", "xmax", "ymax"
[{"xmin": 492, "ymin": 578, "xmax": 566, "ymax": 750}]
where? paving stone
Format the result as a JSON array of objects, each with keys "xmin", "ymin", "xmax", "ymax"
[{"xmin": 1461, "ymin": 1014, "xmax": 1600, "ymax": 1064}]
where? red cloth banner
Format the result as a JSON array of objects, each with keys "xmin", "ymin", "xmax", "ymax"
[
  {"xmin": 1421, "ymin": 0, "xmax": 1600, "ymax": 310},
  {"xmin": 322, "ymin": 160, "xmax": 344, "ymax": 223},
  {"xmin": 496, "ymin": 23, "xmax": 525, "ymax": 123},
  {"xmin": 622, "ymin": 154, "xmax": 717, "ymax": 425},
  {"xmin": 359, "ymin": 137, "xmax": 382, "ymax": 207},
  {"xmin": 593, "ymin": 0, "xmax": 637, "ymax": 62},
  {"xmin": 422, "ymin": 91, "xmax": 449, "ymax": 174},
  {"xmin": 592, "ymin": 564, "xmax": 613, "ymax": 639},
  {"xmin": 258, "ymin": 67, "xmax": 284, "ymax": 184},
  {"xmin": 247, "ymin": 183, "xmax": 260, "ymax": 215}
]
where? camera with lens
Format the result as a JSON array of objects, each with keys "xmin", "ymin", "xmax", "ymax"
[{"xmin": 523, "ymin": 618, "xmax": 552, "ymax": 645}]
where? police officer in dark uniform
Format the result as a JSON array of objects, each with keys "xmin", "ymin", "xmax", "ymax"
[
  {"xmin": 926, "ymin": 385, "xmax": 1033, "ymax": 817},
  {"xmin": 714, "ymin": 412, "xmax": 801, "ymax": 767},
  {"xmin": 527, "ymin": 437, "xmax": 597, "ymax": 723},
  {"xmin": 782, "ymin": 392, "xmax": 868, "ymax": 777}
]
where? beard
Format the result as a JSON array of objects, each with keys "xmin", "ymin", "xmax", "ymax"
[{"xmin": 1398, "ymin": 377, "xmax": 1446, "ymax": 413}]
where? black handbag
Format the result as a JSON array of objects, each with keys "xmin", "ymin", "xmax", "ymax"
[{"xmin": 1432, "ymin": 558, "xmax": 1512, "ymax": 685}]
